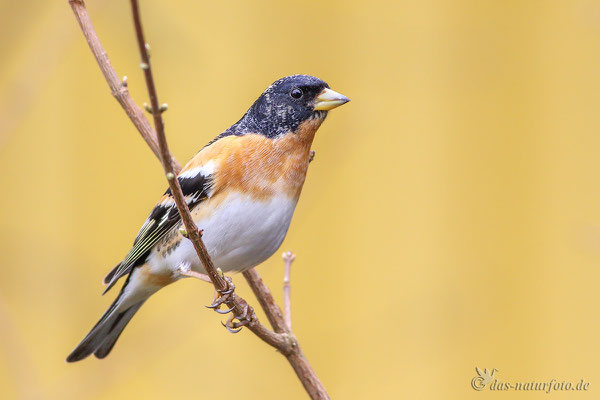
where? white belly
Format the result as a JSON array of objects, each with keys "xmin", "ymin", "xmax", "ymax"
[{"xmin": 153, "ymin": 193, "xmax": 298, "ymax": 274}]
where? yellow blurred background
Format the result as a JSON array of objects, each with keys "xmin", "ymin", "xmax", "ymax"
[{"xmin": 1, "ymin": 0, "xmax": 600, "ymax": 398}]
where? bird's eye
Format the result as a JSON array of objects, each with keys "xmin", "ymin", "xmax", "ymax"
[{"xmin": 290, "ymin": 88, "xmax": 303, "ymax": 99}]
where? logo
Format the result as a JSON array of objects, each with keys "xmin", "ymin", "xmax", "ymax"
[
  {"xmin": 471, "ymin": 367, "xmax": 590, "ymax": 393},
  {"xmin": 471, "ymin": 367, "xmax": 497, "ymax": 391}
]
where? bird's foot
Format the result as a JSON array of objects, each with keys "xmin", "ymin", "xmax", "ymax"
[
  {"xmin": 205, "ymin": 276, "xmax": 236, "ymax": 314},
  {"xmin": 222, "ymin": 300, "xmax": 254, "ymax": 334},
  {"xmin": 205, "ymin": 276, "xmax": 255, "ymax": 333}
]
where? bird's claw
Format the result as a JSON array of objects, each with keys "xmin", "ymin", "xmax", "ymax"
[
  {"xmin": 203, "ymin": 276, "xmax": 253, "ymax": 332},
  {"xmin": 221, "ymin": 303, "xmax": 253, "ymax": 334},
  {"xmin": 220, "ymin": 287, "xmax": 235, "ymax": 295},
  {"xmin": 205, "ymin": 276, "xmax": 236, "ymax": 313},
  {"xmin": 221, "ymin": 320, "xmax": 243, "ymax": 334},
  {"xmin": 214, "ymin": 305, "xmax": 235, "ymax": 314},
  {"xmin": 204, "ymin": 295, "xmax": 228, "ymax": 309}
]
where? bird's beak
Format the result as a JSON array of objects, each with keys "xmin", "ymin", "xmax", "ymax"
[{"xmin": 313, "ymin": 88, "xmax": 350, "ymax": 111}]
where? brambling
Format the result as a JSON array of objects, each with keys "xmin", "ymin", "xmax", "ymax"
[{"xmin": 66, "ymin": 75, "xmax": 349, "ymax": 362}]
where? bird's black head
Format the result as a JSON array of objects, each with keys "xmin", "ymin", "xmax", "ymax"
[{"xmin": 226, "ymin": 75, "xmax": 349, "ymax": 138}]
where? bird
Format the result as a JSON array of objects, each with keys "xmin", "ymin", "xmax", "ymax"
[{"xmin": 66, "ymin": 74, "xmax": 349, "ymax": 362}]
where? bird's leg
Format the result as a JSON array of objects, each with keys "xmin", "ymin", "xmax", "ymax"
[{"xmin": 177, "ymin": 261, "xmax": 212, "ymax": 282}]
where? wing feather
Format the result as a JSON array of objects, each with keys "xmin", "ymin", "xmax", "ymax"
[{"xmin": 102, "ymin": 158, "xmax": 215, "ymax": 294}]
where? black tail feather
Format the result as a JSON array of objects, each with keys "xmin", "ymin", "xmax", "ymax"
[
  {"xmin": 66, "ymin": 294, "xmax": 144, "ymax": 362},
  {"xmin": 94, "ymin": 301, "xmax": 144, "ymax": 359}
]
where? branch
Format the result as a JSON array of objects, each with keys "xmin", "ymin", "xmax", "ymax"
[
  {"xmin": 128, "ymin": 0, "xmax": 293, "ymax": 353},
  {"xmin": 242, "ymin": 268, "xmax": 329, "ymax": 399},
  {"xmin": 69, "ymin": 1, "xmax": 329, "ymax": 398},
  {"xmin": 128, "ymin": 0, "xmax": 221, "ymax": 287},
  {"xmin": 68, "ymin": 0, "xmax": 180, "ymax": 170},
  {"xmin": 243, "ymin": 269, "xmax": 288, "ymax": 333}
]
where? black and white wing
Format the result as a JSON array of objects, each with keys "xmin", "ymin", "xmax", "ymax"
[{"xmin": 102, "ymin": 162, "xmax": 214, "ymax": 293}]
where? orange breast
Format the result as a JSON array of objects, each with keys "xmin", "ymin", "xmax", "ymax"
[{"xmin": 205, "ymin": 117, "xmax": 323, "ymax": 201}]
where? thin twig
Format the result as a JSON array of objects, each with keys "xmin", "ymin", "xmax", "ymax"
[
  {"xmin": 243, "ymin": 269, "xmax": 288, "ymax": 333},
  {"xmin": 128, "ymin": 0, "xmax": 222, "ymax": 286},
  {"xmin": 282, "ymin": 251, "xmax": 296, "ymax": 331},
  {"xmin": 128, "ymin": 0, "xmax": 281, "ymax": 344},
  {"xmin": 242, "ymin": 269, "xmax": 329, "ymax": 399},
  {"xmin": 69, "ymin": 1, "xmax": 329, "ymax": 398},
  {"xmin": 68, "ymin": 0, "xmax": 180, "ymax": 170}
]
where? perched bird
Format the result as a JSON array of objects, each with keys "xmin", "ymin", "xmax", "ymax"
[{"xmin": 66, "ymin": 74, "xmax": 349, "ymax": 362}]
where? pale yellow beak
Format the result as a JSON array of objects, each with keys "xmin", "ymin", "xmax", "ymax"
[{"xmin": 313, "ymin": 88, "xmax": 350, "ymax": 111}]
